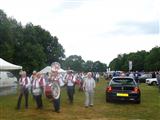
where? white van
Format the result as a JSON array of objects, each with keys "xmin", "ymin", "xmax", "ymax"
[{"xmin": 0, "ymin": 71, "xmax": 17, "ymax": 88}]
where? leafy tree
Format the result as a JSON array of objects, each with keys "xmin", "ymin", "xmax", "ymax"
[
  {"xmin": 23, "ymin": 24, "xmax": 65, "ymax": 64},
  {"xmin": 0, "ymin": 9, "xmax": 65, "ymax": 73},
  {"xmin": 144, "ymin": 46, "xmax": 160, "ymax": 71},
  {"xmin": 127, "ymin": 51, "xmax": 148, "ymax": 71},
  {"xmin": 63, "ymin": 55, "xmax": 85, "ymax": 72},
  {"xmin": 83, "ymin": 60, "xmax": 94, "ymax": 72},
  {"xmin": 0, "ymin": 10, "xmax": 15, "ymax": 62},
  {"xmin": 109, "ymin": 58, "xmax": 121, "ymax": 71},
  {"xmin": 92, "ymin": 61, "xmax": 107, "ymax": 72},
  {"xmin": 109, "ymin": 47, "xmax": 159, "ymax": 72}
]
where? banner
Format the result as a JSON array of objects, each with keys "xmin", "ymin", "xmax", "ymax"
[{"xmin": 129, "ymin": 61, "xmax": 132, "ymax": 71}]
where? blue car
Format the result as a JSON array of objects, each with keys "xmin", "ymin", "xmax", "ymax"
[{"xmin": 106, "ymin": 77, "xmax": 141, "ymax": 104}]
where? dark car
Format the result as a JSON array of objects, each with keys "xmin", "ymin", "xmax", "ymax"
[{"xmin": 106, "ymin": 77, "xmax": 141, "ymax": 104}]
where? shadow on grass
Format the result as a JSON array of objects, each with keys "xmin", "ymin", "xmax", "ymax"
[{"xmin": 107, "ymin": 100, "xmax": 140, "ymax": 105}]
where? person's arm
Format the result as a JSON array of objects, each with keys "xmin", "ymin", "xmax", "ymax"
[
  {"xmin": 19, "ymin": 78, "xmax": 23, "ymax": 85},
  {"xmin": 26, "ymin": 77, "xmax": 31, "ymax": 89},
  {"xmin": 83, "ymin": 79, "xmax": 86, "ymax": 91},
  {"xmin": 41, "ymin": 78, "xmax": 46, "ymax": 94},
  {"xmin": 59, "ymin": 75, "xmax": 65, "ymax": 87},
  {"xmin": 72, "ymin": 75, "xmax": 76, "ymax": 83},
  {"xmin": 43, "ymin": 78, "xmax": 46, "ymax": 87},
  {"xmin": 63, "ymin": 74, "xmax": 68, "ymax": 83}
]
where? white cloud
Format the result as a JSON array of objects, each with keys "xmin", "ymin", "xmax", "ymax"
[{"xmin": 0, "ymin": 0, "xmax": 159, "ymax": 65}]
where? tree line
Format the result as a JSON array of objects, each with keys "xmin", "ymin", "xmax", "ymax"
[
  {"xmin": 61, "ymin": 55, "xmax": 107, "ymax": 72},
  {"xmin": 109, "ymin": 46, "xmax": 160, "ymax": 72},
  {"xmin": 0, "ymin": 10, "xmax": 107, "ymax": 73}
]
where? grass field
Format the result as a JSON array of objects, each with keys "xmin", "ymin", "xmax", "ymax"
[{"xmin": 0, "ymin": 78, "xmax": 160, "ymax": 120}]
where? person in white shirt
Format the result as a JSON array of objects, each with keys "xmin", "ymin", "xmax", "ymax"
[
  {"xmin": 96, "ymin": 72, "xmax": 100, "ymax": 82},
  {"xmin": 156, "ymin": 72, "xmax": 160, "ymax": 92},
  {"xmin": 16, "ymin": 71, "xmax": 30, "ymax": 110},
  {"xmin": 64, "ymin": 70, "xmax": 75, "ymax": 104},
  {"xmin": 32, "ymin": 72, "xmax": 46, "ymax": 109},
  {"xmin": 30, "ymin": 70, "xmax": 37, "ymax": 95},
  {"xmin": 83, "ymin": 72, "xmax": 96, "ymax": 108}
]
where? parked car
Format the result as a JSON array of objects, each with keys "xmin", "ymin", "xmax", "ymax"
[
  {"xmin": 106, "ymin": 77, "xmax": 141, "ymax": 104},
  {"xmin": 138, "ymin": 73, "xmax": 152, "ymax": 83},
  {"xmin": 146, "ymin": 78, "xmax": 158, "ymax": 86},
  {"xmin": 0, "ymin": 71, "xmax": 17, "ymax": 88}
]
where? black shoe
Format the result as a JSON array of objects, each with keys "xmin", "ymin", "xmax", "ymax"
[
  {"xmin": 55, "ymin": 110, "xmax": 60, "ymax": 113},
  {"xmin": 15, "ymin": 107, "xmax": 20, "ymax": 110},
  {"xmin": 69, "ymin": 101, "xmax": 73, "ymax": 104},
  {"xmin": 36, "ymin": 107, "xmax": 42, "ymax": 109}
]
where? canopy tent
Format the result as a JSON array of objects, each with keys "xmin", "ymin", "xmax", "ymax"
[
  {"xmin": 0, "ymin": 58, "xmax": 22, "ymax": 70},
  {"xmin": 40, "ymin": 66, "xmax": 66, "ymax": 74}
]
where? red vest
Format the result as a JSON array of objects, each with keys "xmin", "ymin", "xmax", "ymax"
[
  {"xmin": 20, "ymin": 77, "xmax": 28, "ymax": 85},
  {"xmin": 39, "ymin": 78, "xmax": 44, "ymax": 87}
]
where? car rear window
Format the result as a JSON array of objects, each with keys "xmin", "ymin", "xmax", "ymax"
[{"xmin": 111, "ymin": 78, "xmax": 135, "ymax": 85}]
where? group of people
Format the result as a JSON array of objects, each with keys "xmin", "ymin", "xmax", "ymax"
[
  {"xmin": 16, "ymin": 71, "xmax": 46, "ymax": 110},
  {"xmin": 16, "ymin": 65, "xmax": 96, "ymax": 113}
]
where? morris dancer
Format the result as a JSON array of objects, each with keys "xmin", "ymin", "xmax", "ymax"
[
  {"xmin": 16, "ymin": 71, "xmax": 30, "ymax": 110},
  {"xmin": 32, "ymin": 72, "xmax": 45, "ymax": 109},
  {"xmin": 64, "ymin": 70, "xmax": 75, "ymax": 104},
  {"xmin": 48, "ymin": 62, "xmax": 61, "ymax": 113}
]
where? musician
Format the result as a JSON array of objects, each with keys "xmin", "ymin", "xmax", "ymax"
[
  {"xmin": 30, "ymin": 70, "xmax": 37, "ymax": 96},
  {"xmin": 30, "ymin": 70, "xmax": 37, "ymax": 84},
  {"xmin": 64, "ymin": 70, "xmax": 75, "ymax": 104},
  {"xmin": 32, "ymin": 72, "xmax": 46, "ymax": 109},
  {"xmin": 48, "ymin": 67, "xmax": 61, "ymax": 113},
  {"xmin": 16, "ymin": 71, "xmax": 30, "ymax": 110}
]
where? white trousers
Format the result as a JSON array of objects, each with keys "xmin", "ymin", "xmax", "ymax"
[{"xmin": 85, "ymin": 91, "xmax": 94, "ymax": 106}]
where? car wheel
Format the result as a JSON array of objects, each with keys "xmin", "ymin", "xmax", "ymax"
[
  {"xmin": 106, "ymin": 98, "xmax": 110, "ymax": 103},
  {"xmin": 106, "ymin": 95, "xmax": 111, "ymax": 103},
  {"xmin": 135, "ymin": 98, "xmax": 141, "ymax": 104},
  {"xmin": 152, "ymin": 81, "xmax": 157, "ymax": 86}
]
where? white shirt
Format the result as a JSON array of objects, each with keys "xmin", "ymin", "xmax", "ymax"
[
  {"xmin": 83, "ymin": 77, "xmax": 96, "ymax": 92},
  {"xmin": 32, "ymin": 78, "xmax": 46, "ymax": 88},
  {"xmin": 32, "ymin": 79, "xmax": 40, "ymax": 89},
  {"xmin": 96, "ymin": 73, "xmax": 100, "ymax": 78},
  {"xmin": 65, "ymin": 74, "xmax": 75, "ymax": 86}
]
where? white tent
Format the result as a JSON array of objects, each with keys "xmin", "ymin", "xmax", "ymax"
[
  {"xmin": 40, "ymin": 66, "xmax": 66, "ymax": 74},
  {"xmin": 40, "ymin": 66, "xmax": 51, "ymax": 73},
  {"xmin": 0, "ymin": 58, "xmax": 22, "ymax": 70}
]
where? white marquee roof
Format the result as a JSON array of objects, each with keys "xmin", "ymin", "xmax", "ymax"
[{"xmin": 0, "ymin": 58, "xmax": 22, "ymax": 70}]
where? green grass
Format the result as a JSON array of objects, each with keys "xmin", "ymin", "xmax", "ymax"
[{"xmin": 0, "ymin": 79, "xmax": 160, "ymax": 120}]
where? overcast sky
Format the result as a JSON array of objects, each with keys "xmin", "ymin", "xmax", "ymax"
[{"xmin": 0, "ymin": 0, "xmax": 159, "ymax": 65}]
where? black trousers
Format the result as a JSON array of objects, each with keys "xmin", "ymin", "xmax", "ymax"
[
  {"xmin": 17, "ymin": 89, "xmax": 29, "ymax": 109},
  {"xmin": 53, "ymin": 97, "xmax": 60, "ymax": 112},
  {"xmin": 34, "ymin": 95, "xmax": 43, "ymax": 109},
  {"xmin": 67, "ymin": 86, "xmax": 74, "ymax": 103}
]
